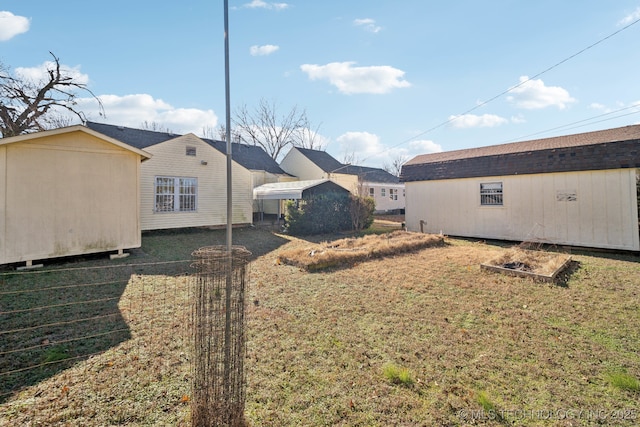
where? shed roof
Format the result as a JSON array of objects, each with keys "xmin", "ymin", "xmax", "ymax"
[
  {"xmin": 253, "ymin": 179, "xmax": 349, "ymax": 200},
  {"xmin": 401, "ymin": 124, "xmax": 640, "ymax": 182},
  {"xmin": 0, "ymin": 125, "xmax": 152, "ymax": 160},
  {"xmin": 86, "ymin": 121, "xmax": 287, "ymax": 174}
]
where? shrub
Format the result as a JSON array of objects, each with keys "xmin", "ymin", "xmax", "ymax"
[
  {"xmin": 350, "ymin": 195, "xmax": 375, "ymax": 231},
  {"xmin": 285, "ymin": 192, "xmax": 352, "ymax": 235}
]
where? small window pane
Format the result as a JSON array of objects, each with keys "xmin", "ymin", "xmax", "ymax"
[{"xmin": 480, "ymin": 182, "xmax": 503, "ymax": 206}]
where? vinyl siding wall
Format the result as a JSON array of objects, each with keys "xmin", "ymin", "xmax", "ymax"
[
  {"xmin": 140, "ymin": 134, "xmax": 252, "ymax": 231},
  {"xmin": 1, "ymin": 131, "xmax": 142, "ymax": 264},
  {"xmin": 364, "ymin": 182, "xmax": 405, "ymax": 212},
  {"xmin": 279, "ymin": 148, "xmax": 325, "ymax": 180},
  {"xmin": 405, "ymin": 169, "xmax": 640, "ymax": 251}
]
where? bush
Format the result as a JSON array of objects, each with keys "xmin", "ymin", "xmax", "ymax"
[{"xmin": 284, "ymin": 192, "xmax": 374, "ymax": 236}]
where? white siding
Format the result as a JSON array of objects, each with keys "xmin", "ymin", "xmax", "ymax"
[
  {"xmin": 406, "ymin": 169, "xmax": 640, "ymax": 251},
  {"xmin": 364, "ymin": 182, "xmax": 405, "ymax": 212},
  {"xmin": 140, "ymin": 134, "xmax": 252, "ymax": 230},
  {"xmin": 280, "ymin": 148, "xmax": 325, "ymax": 180}
]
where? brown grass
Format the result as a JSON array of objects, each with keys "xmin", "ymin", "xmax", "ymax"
[
  {"xmin": 2, "ymin": 228, "xmax": 640, "ymax": 426},
  {"xmin": 276, "ymin": 231, "xmax": 444, "ymax": 271}
]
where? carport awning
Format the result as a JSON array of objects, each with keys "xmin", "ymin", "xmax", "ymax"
[{"xmin": 253, "ymin": 179, "xmax": 340, "ymax": 200}]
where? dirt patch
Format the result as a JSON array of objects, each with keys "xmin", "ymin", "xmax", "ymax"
[{"xmin": 276, "ymin": 230, "xmax": 443, "ymax": 271}]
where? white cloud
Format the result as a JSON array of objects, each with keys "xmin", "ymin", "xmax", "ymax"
[
  {"xmin": 619, "ymin": 7, "xmax": 640, "ymax": 25},
  {"xmin": 76, "ymin": 94, "xmax": 218, "ymax": 135},
  {"xmin": 0, "ymin": 11, "xmax": 30, "ymax": 41},
  {"xmin": 250, "ymin": 44, "xmax": 279, "ymax": 56},
  {"xmin": 354, "ymin": 18, "xmax": 382, "ymax": 33},
  {"xmin": 334, "ymin": 132, "xmax": 442, "ymax": 168},
  {"xmin": 506, "ymin": 76, "xmax": 576, "ymax": 110},
  {"xmin": 337, "ymin": 131, "xmax": 382, "ymax": 158},
  {"xmin": 300, "ymin": 61, "xmax": 411, "ymax": 94},
  {"xmin": 15, "ymin": 61, "xmax": 89, "ymax": 85},
  {"xmin": 448, "ymin": 113, "xmax": 508, "ymax": 128},
  {"xmin": 244, "ymin": 0, "xmax": 288, "ymax": 10}
]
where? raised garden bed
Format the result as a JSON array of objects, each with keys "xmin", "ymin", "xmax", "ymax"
[
  {"xmin": 480, "ymin": 247, "xmax": 572, "ymax": 282},
  {"xmin": 277, "ymin": 231, "xmax": 444, "ymax": 271}
]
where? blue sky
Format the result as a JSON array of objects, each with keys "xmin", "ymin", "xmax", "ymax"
[{"xmin": 2, "ymin": 1, "xmax": 640, "ymax": 168}]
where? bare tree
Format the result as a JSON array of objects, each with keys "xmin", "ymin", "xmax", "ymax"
[
  {"xmin": 341, "ymin": 151, "xmax": 360, "ymax": 166},
  {"xmin": 141, "ymin": 120, "xmax": 173, "ymax": 134},
  {"xmin": 232, "ymin": 98, "xmax": 319, "ymax": 160},
  {"xmin": 0, "ymin": 52, "xmax": 104, "ymax": 138},
  {"xmin": 382, "ymin": 155, "xmax": 409, "ymax": 177}
]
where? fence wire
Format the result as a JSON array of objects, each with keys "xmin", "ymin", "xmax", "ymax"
[{"xmin": 0, "ymin": 260, "xmax": 192, "ymax": 405}]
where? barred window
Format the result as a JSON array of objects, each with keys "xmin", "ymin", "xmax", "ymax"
[
  {"xmin": 480, "ymin": 182, "xmax": 503, "ymax": 206},
  {"xmin": 155, "ymin": 176, "xmax": 197, "ymax": 212}
]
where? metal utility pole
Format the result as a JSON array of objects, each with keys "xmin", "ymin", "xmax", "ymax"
[{"xmin": 224, "ymin": 0, "xmax": 232, "ymax": 252}]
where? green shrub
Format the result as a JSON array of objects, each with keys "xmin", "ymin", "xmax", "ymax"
[{"xmin": 285, "ymin": 192, "xmax": 351, "ymax": 235}]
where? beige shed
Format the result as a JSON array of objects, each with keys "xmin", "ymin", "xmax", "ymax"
[
  {"xmin": 0, "ymin": 125, "xmax": 151, "ymax": 266},
  {"xmin": 401, "ymin": 125, "xmax": 640, "ymax": 251}
]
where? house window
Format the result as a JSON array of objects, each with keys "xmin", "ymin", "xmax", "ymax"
[
  {"xmin": 369, "ymin": 188, "xmax": 375, "ymax": 197},
  {"xmin": 381, "ymin": 188, "xmax": 386, "ymax": 197},
  {"xmin": 186, "ymin": 146, "xmax": 196, "ymax": 156},
  {"xmin": 480, "ymin": 182, "xmax": 503, "ymax": 206},
  {"xmin": 389, "ymin": 188, "xmax": 398, "ymax": 200},
  {"xmin": 155, "ymin": 176, "xmax": 197, "ymax": 212}
]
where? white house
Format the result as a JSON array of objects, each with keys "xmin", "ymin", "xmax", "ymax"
[
  {"xmin": 401, "ymin": 125, "xmax": 640, "ymax": 251},
  {"xmin": 279, "ymin": 147, "xmax": 405, "ymax": 213},
  {"xmin": 86, "ymin": 122, "xmax": 290, "ymax": 230}
]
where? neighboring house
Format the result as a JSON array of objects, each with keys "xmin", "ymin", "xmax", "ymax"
[
  {"xmin": 0, "ymin": 125, "xmax": 151, "ymax": 266},
  {"xmin": 86, "ymin": 122, "xmax": 290, "ymax": 230},
  {"xmin": 279, "ymin": 147, "xmax": 405, "ymax": 213},
  {"xmin": 401, "ymin": 125, "xmax": 640, "ymax": 251}
]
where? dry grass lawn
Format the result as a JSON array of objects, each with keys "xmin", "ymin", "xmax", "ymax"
[{"xmin": 1, "ymin": 227, "xmax": 639, "ymax": 426}]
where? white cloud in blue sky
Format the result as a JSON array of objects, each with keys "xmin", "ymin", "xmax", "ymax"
[
  {"xmin": 244, "ymin": 1, "xmax": 289, "ymax": 10},
  {"xmin": 76, "ymin": 94, "xmax": 218, "ymax": 134},
  {"xmin": 2, "ymin": 2, "xmax": 640, "ymax": 167},
  {"xmin": 448, "ymin": 114, "xmax": 509, "ymax": 129},
  {"xmin": 15, "ymin": 61, "xmax": 89, "ymax": 85},
  {"xmin": 619, "ymin": 7, "xmax": 640, "ymax": 25},
  {"xmin": 250, "ymin": 44, "xmax": 279, "ymax": 56},
  {"xmin": 353, "ymin": 18, "xmax": 382, "ymax": 33},
  {"xmin": 506, "ymin": 76, "xmax": 576, "ymax": 110},
  {"xmin": 300, "ymin": 62, "xmax": 411, "ymax": 95},
  {"xmin": 0, "ymin": 11, "xmax": 30, "ymax": 41}
]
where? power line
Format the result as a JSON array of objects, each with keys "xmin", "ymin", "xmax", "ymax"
[
  {"xmin": 373, "ymin": 14, "xmax": 640, "ymax": 159},
  {"xmin": 503, "ymin": 103, "xmax": 640, "ymax": 143}
]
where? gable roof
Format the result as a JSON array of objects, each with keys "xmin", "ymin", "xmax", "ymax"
[
  {"xmin": 0, "ymin": 125, "xmax": 152, "ymax": 160},
  {"xmin": 292, "ymin": 147, "xmax": 400, "ymax": 184},
  {"xmin": 401, "ymin": 124, "xmax": 640, "ymax": 182},
  {"xmin": 86, "ymin": 121, "xmax": 287, "ymax": 174}
]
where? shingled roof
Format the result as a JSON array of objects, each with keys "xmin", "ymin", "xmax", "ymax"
[
  {"xmin": 86, "ymin": 121, "xmax": 288, "ymax": 175},
  {"xmin": 401, "ymin": 124, "xmax": 640, "ymax": 182},
  {"xmin": 294, "ymin": 147, "xmax": 400, "ymax": 184}
]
